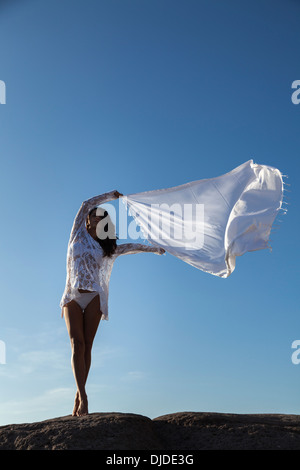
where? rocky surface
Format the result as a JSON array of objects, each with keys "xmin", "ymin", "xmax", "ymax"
[{"xmin": 0, "ymin": 411, "xmax": 300, "ymax": 450}]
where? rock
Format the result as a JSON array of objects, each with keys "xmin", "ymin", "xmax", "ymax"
[
  {"xmin": 153, "ymin": 412, "xmax": 300, "ymax": 450},
  {"xmin": 0, "ymin": 413, "xmax": 163, "ymax": 451},
  {"xmin": 0, "ymin": 411, "xmax": 300, "ymax": 450}
]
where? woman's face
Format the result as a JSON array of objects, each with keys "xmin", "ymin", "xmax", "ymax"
[
  {"xmin": 87, "ymin": 208, "xmax": 115, "ymax": 240},
  {"xmin": 87, "ymin": 209, "xmax": 103, "ymax": 231}
]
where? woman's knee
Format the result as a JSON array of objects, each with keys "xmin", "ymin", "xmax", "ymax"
[
  {"xmin": 84, "ymin": 338, "xmax": 94, "ymax": 354},
  {"xmin": 71, "ymin": 337, "xmax": 85, "ymax": 355}
]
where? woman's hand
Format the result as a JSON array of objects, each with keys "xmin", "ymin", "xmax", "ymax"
[
  {"xmin": 158, "ymin": 247, "xmax": 166, "ymax": 255},
  {"xmin": 113, "ymin": 191, "xmax": 123, "ymax": 198}
]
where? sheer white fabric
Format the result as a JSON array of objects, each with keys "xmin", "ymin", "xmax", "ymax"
[
  {"xmin": 60, "ymin": 190, "xmax": 163, "ymax": 320},
  {"xmin": 122, "ymin": 160, "xmax": 284, "ymax": 278}
]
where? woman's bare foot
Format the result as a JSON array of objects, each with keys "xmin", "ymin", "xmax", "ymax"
[
  {"xmin": 72, "ymin": 391, "xmax": 80, "ymax": 416},
  {"xmin": 77, "ymin": 393, "xmax": 88, "ymax": 416}
]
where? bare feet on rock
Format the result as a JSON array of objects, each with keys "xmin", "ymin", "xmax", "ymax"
[
  {"xmin": 72, "ymin": 391, "xmax": 88, "ymax": 417},
  {"xmin": 77, "ymin": 394, "xmax": 88, "ymax": 416}
]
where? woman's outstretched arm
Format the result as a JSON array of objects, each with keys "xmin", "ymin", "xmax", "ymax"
[
  {"xmin": 69, "ymin": 190, "xmax": 122, "ymax": 241},
  {"xmin": 116, "ymin": 243, "xmax": 165, "ymax": 256}
]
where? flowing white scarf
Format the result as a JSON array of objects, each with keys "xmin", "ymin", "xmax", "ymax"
[{"xmin": 122, "ymin": 160, "xmax": 284, "ymax": 278}]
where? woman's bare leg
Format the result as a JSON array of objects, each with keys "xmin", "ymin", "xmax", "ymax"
[
  {"xmin": 64, "ymin": 300, "xmax": 87, "ymax": 415},
  {"xmin": 63, "ymin": 295, "xmax": 101, "ymax": 416},
  {"xmin": 83, "ymin": 294, "xmax": 101, "ymax": 381}
]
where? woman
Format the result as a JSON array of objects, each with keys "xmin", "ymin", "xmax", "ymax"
[{"xmin": 60, "ymin": 190, "xmax": 165, "ymax": 417}]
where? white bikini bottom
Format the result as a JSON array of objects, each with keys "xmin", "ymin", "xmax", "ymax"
[{"xmin": 73, "ymin": 290, "xmax": 98, "ymax": 310}]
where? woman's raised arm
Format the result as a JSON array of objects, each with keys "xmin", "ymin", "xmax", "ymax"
[
  {"xmin": 69, "ymin": 190, "xmax": 123, "ymax": 241},
  {"xmin": 116, "ymin": 243, "xmax": 165, "ymax": 256}
]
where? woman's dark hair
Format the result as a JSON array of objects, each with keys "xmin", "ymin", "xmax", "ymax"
[{"xmin": 87, "ymin": 208, "xmax": 117, "ymax": 257}]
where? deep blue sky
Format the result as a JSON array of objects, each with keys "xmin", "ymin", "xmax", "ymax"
[{"xmin": 0, "ymin": 0, "xmax": 299, "ymax": 425}]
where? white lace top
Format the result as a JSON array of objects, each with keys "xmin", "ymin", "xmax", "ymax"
[{"xmin": 60, "ymin": 191, "xmax": 163, "ymax": 320}]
